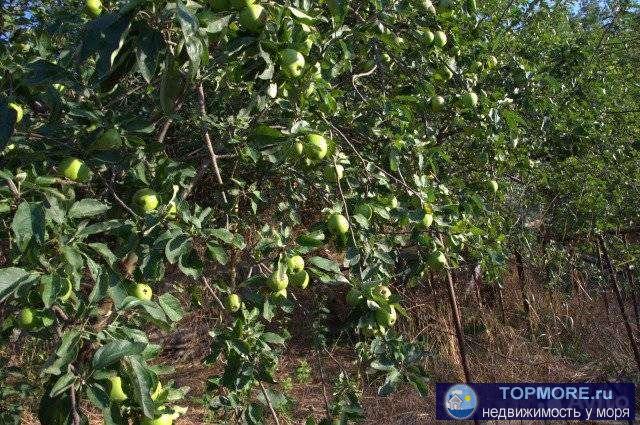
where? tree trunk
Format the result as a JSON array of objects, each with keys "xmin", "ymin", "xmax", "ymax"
[
  {"xmin": 515, "ymin": 250, "xmax": 531, "ymax": 331},
  {"xmin": 597, "ymin": 235, "xmax": 640, "ymax": 372},
  {"xmin": 442, "ymin": 266, "xmax": 480, "ymax": 425},
  {"xmin": 596, "ymin": 241, "xmax": 611, "ymax": 324},
  {"xmin": 626, "ymin": 268, "xmax": 640, "ymax": 331}
]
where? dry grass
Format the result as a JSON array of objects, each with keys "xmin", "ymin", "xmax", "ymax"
[{"xmin": 9, "ymin": 262, "xmax": 640, "ymax": 424}]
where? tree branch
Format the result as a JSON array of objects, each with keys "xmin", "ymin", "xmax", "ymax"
[
  {"xmin": 258, "ymin": 381, "xmax": 280, "ymax": 425},
  {"xmin": 197, "ymin": 82, "xmax": 228, "ymax": 204}
]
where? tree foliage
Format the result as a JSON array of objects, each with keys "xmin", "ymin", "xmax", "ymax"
[{"xmin": 1, "ymin": 0, "xmax": 639, "ymax": 423}]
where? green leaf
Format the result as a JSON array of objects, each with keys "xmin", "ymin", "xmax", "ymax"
[
  {"xmin": 158, "ymin": 293, "xmax": 184, "ymax": 322},
  {"xmin": 377, "ymin": 368, "xmax": 401, "ymax": 396},
  {"xmin": 11, "ymin": 201, "xmax": 45, "ymax": 251},
  {"xmin": 165, "ymin": 233, "xmax": 191, "ymax": 264},
  {"xmin": 92, "ymin": 340, "xmax": 146, "ymax": 370},
  {"xmin": 308, "ymin": 256, "xmax": 341, "ymax": 274},
  {"xmin": 261, "ymin": 332, "xmax": 285, "ymax": 345},
  {"xmin": 24, "ymin": 60, "xmax": 75, "ymax": 86},
  {"xmin": 203, "ymin": 15, "xmax": 231, "ymax": 33},
  {"xmin": 0, "ymin": 267, "xmax": 34, "ymax": 301},
  {"xmin": 288, "ymin": 6, "xmax": 315, "ymax": 23},
  {"xmin": 160, "ymin": 53, "xmax": 182, "ymax": 115},
  {"xmin": 87, "ymin": 242, "xmax": 118, "ymax": 267},
  {"xmin": 61, "ymin": 245, "xmax": 85, "ymax": 271},
  {"xmin": 208, "ymin": 228, "xmax": 235, "ymax": 244},
  {"xmin": 86, "ymin": 383, "xmax": 110, "ymax": 410},
  {"xmin": 56, "ymin": 330, "xmax": 82, "ymax": 358},
  {"xmin": 49, "ymin": 371, "xmax": 76, "ymax": 397},
  {"xmin": 176, "ymin": 3, "xmax": 202, "ymax": 73},
  {"xmin": 142, "ymin": 302, "xmax": 168, "ymax": 322},
  {"xmin": 77, "ymin": 220, "xmax": 127, "ymax": 237},
  {"xmin": 68, "ymin": 199, "xmax": 111, "ymax": 219},
  {"xmin": 135, "ymin": 25, "xmax": 164, "ymax": 83},
  {"xmin": 127, "ymin": 355, "xmax": 155, "ymax": 418},
  {"xmin": 0, "ymin": 102, "xmax": 15, "ymax": 149},
  {"xmin": 206, "ymin": 243, "xmax": 229, "ymax": 265}
]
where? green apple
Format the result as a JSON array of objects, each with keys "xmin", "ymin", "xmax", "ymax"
[
  {"xmin": 388, "ymin": 196, "xmax": 399, "ymax": 209},
  {"xmin": 239, "ymin": 4, "xmax": 266, "ymax": 33},
  {"xmin": 268, "ymin": 271, "xmax": 289, "ymax": 291},
  {"xmin": 133, "ymin": 189, "xmax": 159, "ymax": 213},
  {"xmin": 141, "ymin": 413, "xmax": 175, "ymax": 425},
  {"xmin": 346, "ymin": 288, "xmax": 363, "ymax": 306},
  {"xmin": 167, "ymin": 202, "xmax": 178, "ymax": 219},
  {"xmin": 17, "ymin": 43, "xmax": 30, "ymax": 53},
  {"xmin": 488, "ymin": 179, "xmax": 498, "ymax": 193},
  {"xmin": 86, "ymin": 0, "xmax": 103, "ymax": 16},
  {"xmin": 53, "ymin": 83, "xmax": 65, "ymax": 93},
  {"xmin": 226, "ymin": 293, "xmax": 241, "ymax": 312},
  {"xmin": 230, "ymin": 0, "xmax": 257, "ymax": 9},
  {"xmin": 109, "ymin": 376, "xmax": 128, "ymax": 402},
  {"xmin": 422, "ymin": 212, "xmax": 433, "ymax": 228},
  {"xmin": 420, "ymin": 0, "xmax": 437, "ymax": 13},
  {"xmin": 487, "ymin": 55, "xmax": 498, "ymax": 68},
  {"xmin": 355, "ymin": 204, "xmax": 373, "ymax": 220},
  {"xmin": 323, "ymin": 164, "xmax": 344, "ymax": 182},
  {"xmin": 431, "ymin": 95, "xmax": 445, "ymax": 112},
  {"xmin": 425, "ymin": 30, "xmax": 435, "ymax": 45},
  {"xmin": 327, "ymin": 213, "xmax": 349, "ymax": 235},
  {"xmin": 59, "ymin": 157, "xmax": 91, "ymax": 182},
  {"xmin": 433, "ymin": 30, "xmax": 447, "ymax": 48},
  {"xmin": 375, "ymin": 306, "xmax": 397, "ymax": 327},
  {"xmin": 382, "ymin": 53, "xmax": 391, "ymax": 63},
  {"xmin": 274, "ymin": 288, "xmax": 288, "ymax": 299},
  {"xmin": 287, "ymin": 255, "xmax": 305, "ymax": 274},
  {"xmin": 280, "ymin": 49, "xmax": 305, "ymax": 78},
  {"xmin": 18, "ymin": 307, "xmax": 36, "ymax": 329},
  {"xmin": 375, "ymin": 285, "xmax": 392, "ymax": 300},
  {"xmin": 59, "ymin": 279, "xmax": 73, "ymax": 302},
  {"xmin": 132, "ymin": 283, "xmax": 153, "ymax": 301},
  {"xmin": 8, "ymin": 102, "xmax": 24, "ymax": 123},
  {"xmin": 303, "ymin": 133, "xmax": 328, "ymax": 161},
  {"xmin": 428, "ymin": 250, "xmax": 447, "ymax": 270},
  {"xmin": 290, "ymin": 270, "xmax": 309, "ymax": 289},
  {"xmin": 92, "ymin": 128, "xmax": 122, "ymax": 150},
  {"xmin": 210, "ymin": 0, "xmax": 230, "ymax": 11},
  {"xmin": 461, "ymin": 91, "xmax": 478, "ymax": 108},
  {"xmin": 150, "ymin": 381, "xmax": 163, "ymax": 400},
  {"xmin": 293, "ymin": 141, "xmax": 304, "ymax": 156}
]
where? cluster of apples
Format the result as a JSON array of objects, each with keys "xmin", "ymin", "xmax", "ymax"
[
  {"xmin": 56, "ymin": 155, "xmax": 178, "ymax": 217},
  {"xmin": 347, "ymin": 284, "xmax": 399, "ymax": 334},
  {"xmin": 108, "ymin": 377, "xmax": 184, "ymax": 424},
  {"xmin": 267, "ymin": 254, "xmax": 310, "ymax": 299},
  {"xmin": 15, "ymin": 279, "xmax": 74, "ymax": 331}
]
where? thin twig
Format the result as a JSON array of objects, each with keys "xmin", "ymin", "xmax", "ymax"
[
  {"xmin": 197, "ymin": 82, "xmax": 228, "ymax": 204},
  {"xmin": 180, "ymin": 161, "xmax": 209, "ymax": 201},
  {"xmin": 202, "ymin": 276, "xmax": 226, "ymax": 311},
  {"xmin": 157, "ymin": 119, "xmax": 173, "ymax": 145},
  {"xmin": 4, "ymin": 178, "xmax": 19, "ymax": 198},
  {"xmin": 68, "ymin": 365, "xmax": 81, "ymax": 425},
  {"xmin": 99, "ymin": 173, "xmax": 141, "ymax": 219},
  {"xmin": 322, "ymin": 116, "xmax": 423, "ymax": 201},
  {"xmin": 258, "ymin": 381, "xmax": 280, "ymax": 425},
  {"xmin": 317, "ymin": 356, "xmax": 333, "ymax": 421}
]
